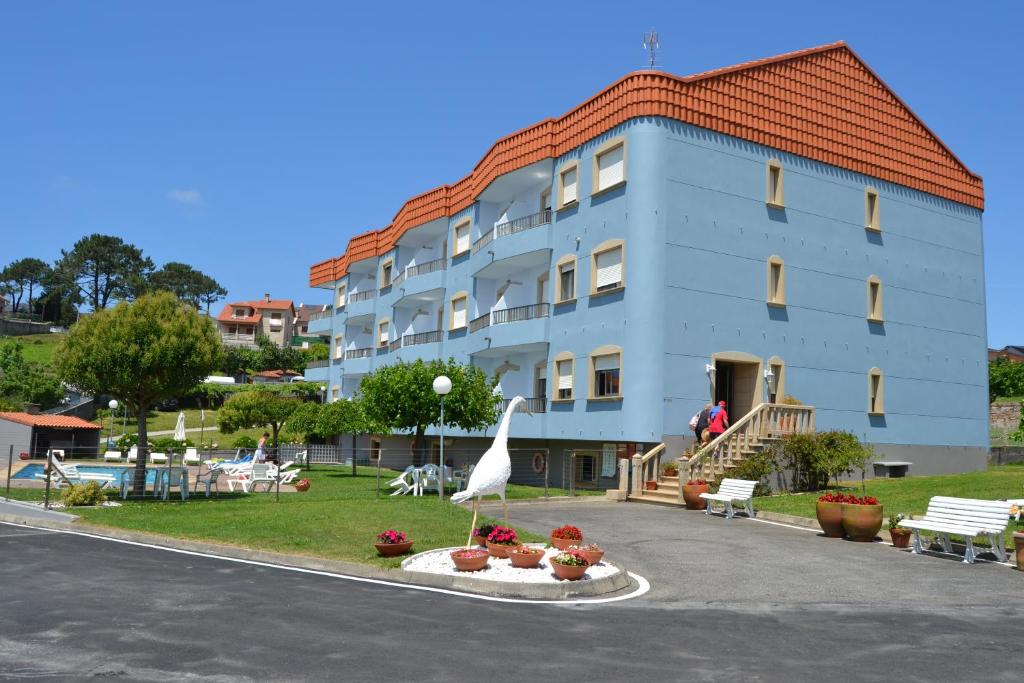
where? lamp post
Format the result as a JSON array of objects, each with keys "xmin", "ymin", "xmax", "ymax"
[
  {"xmin": 320, "ymin": 385, "xmax": 327, "ymax": 404},
  {"xmin": 432, "ymin": 375, "xmax": 452, "ymax": 502},
  {"xmin": 107, "ymin": 399, "xmax": 119, "ymax": 449}
]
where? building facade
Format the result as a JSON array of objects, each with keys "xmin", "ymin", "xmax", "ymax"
[
  {"xmin": 304, "ymin": 42, "xmax": 988, "ymax": 479},
  {"xmin": 215, "ymin": 295, "xmax": 296, "ymax": 349}
]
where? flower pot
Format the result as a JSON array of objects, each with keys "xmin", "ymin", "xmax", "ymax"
[
  {"xmin": 550, "ymin": 536, "xmax": 582, "ymax": 551},
  {"xmin": 815, "ymin": 501, "xmax": 845, "ymax": 538},
  {"xmin": 644, "ymin": 480, "xmax": 658, "ymax": 491},
  {"xmin": 451, "ymin": 550, "xmax": 489, "ymax": 572},
  {"xmin": 889, "ymin": 528, "xmax": 912, "ymax": 549},
  {"xmin": 579, "ymin": 548, "xmax": 605, "ymax": 565},
  {"xmin": 683, "ymin": 483, "xmax": 709, "ymax": 510},
  {"xmin": 508, "ymin": 549, "xmax": 544, "ymax": 569},
  {"xmin": 18, "ymin": 452, "xmax": 30, "ymax": 461},
  {"xmin": 472, "ymin": 535, "xmax": 487, "ymax": 547},
  {"xmin": 1014, "ymin": 532, "xmax": 1024, "ymax": 572},
  {"xmin": 486, "ymin": 541, "xmax": 519, "ymax": 558},
  {"xmin": 294, "ymin": 479, "xmax": 310, "ymax": 492},
  {"xmin": 841, "ymin": 503, "xmax": 883, "ymax": 542},
  {"xmin": 374, "ymin": 540, "xmax": 414, "ymax": 557},
  {"xmin": 550, "ymin": 560, "xmax": 588, "ymax": 581}
]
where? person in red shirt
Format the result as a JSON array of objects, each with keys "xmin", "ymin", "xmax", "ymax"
[{"xmin": 708, "ymin": 400, "xmax": 729, "ymax": 439}]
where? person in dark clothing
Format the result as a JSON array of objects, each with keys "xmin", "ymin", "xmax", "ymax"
[{"xmin": 694, "ymin": 403, "xmax": 712, "ymax": 444}]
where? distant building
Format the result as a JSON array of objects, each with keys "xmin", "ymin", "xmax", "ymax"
[
  {"xmin": 989, "ymin": 346, "xmax": 1024, "ymax": 363},
  {"xmin": 292, "ymin": 304, "xmax": 330, "ymax": 348},
  {"xmin": 0, "ymin": 412, "xmax": 102, "ymax": 459},
  {"xmin": 215, "ymin": 294, "xmax": 295, "ymax": 349},
  {"xmin": 252, "ymin": 369, "xmax": 303, "ymax": 384}
]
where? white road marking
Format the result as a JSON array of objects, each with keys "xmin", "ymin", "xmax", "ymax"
[{"xmin": 0, "ymin": 521, "xmax": 650, "ymax": 605}]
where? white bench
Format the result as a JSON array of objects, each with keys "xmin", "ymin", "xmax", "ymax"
[
  {"xmin": 899, "ymin": 496, "xmax": 1011, "ymax": 564},
  {"xmin": 699, "ymin": 478, "xmax": 757, "ymax": 519}
]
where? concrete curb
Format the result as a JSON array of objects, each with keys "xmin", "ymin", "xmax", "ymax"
[
  {"xmin": 752, "ymin": 510, "xmax": 822, "ymax": 530},
  {"xmin": 0, "ymin": 513, "xmax": 639, "ymax": 599}
]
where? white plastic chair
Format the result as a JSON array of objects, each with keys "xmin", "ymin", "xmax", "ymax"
[
  {"xmin": 388, "ymin": 466, "xmax": 417, "ymax": 496},
  {"xmin": 419, "ymin": 464, "xmax": 441, "ymax": 495},
  {"xmin": 182, "ymin": 448, "xmax": 201, "ymax": 466},
  {"xmin": 127, "ymin": 446, "xmax": 139, "ymax": 463},
  {"xmin": 104, "ymin": 450, "xmax": 122, "ymax": 462},
  {"xmin": 149, "ymin": 452, "xmax": 168, "ymax": 464},
  {"xmin": 227, "ymin": 463, "xmax": 272, "ymax": 493}
]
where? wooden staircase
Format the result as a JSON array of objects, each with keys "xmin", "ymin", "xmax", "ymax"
[{"xmin": 627, "ymin": 403, "xmax": 815, "ymax": 508}]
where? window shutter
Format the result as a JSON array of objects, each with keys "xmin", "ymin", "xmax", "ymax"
[
  {"xmin": 593, "ymin": 354, "xmax": 619, "ymax": 372},
  {"xmin": 456, "ymin": 225, "xmax": 469, "ymax": 254},
  {"xmin": 562, "ymin": 168, "xmax": 577, "ymax": 204},
  {"xmin": 452, "ymin": 298, "xmax": 467, "ymax": 328},
  {"xmin": 537, "ymin": 365, "xmax": 547, "ymax": 380},
  {"xmin": 557, "ymin": 360, "xmax": 573, "ymax": 390},
  {"xmin": 597, "ymin": 145, "xmax": 624, "ymax": 189},
  {"xmin": 378, "ymin": 323, "xmax": 388, "ymax": 345},
  {"xmin": 595, "ymin": 248, "xmax": 623, "ymax": 289}
]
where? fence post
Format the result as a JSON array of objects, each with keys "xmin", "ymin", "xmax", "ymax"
[
  {"xmin": 631, "ymin": 454, "xmax": 643, "ymax": 494},
  {"xmin": 5, "ymin": 445, "xmax": 12, "ymax": 500},
  {"xmin": 568, "ymin": 453, "xmax": 575, "ymax": 497},
  {"xmin": 543, "ymin": 449, "xmax": 549, "ymax": 498},
  {"xmin": 43, "ymin": 447, "xmax": 53, "ymax": 510}
]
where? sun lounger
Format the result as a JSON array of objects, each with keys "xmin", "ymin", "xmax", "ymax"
[
  {"xmin": 103, "ymin": 450, "xmax": 123, "ymax": 462},
  {"xmin": 181, "ymin": 447, "xmax": 201, "ymax": 466}
]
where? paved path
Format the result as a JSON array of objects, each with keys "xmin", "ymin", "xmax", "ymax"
[
  {"xmin": 0, "ymin": 502, "xmax": 1021, "ymax": 681},
  {"xmin": 0, "ymin": 497, "xmax": 77, "ymax": 523}
]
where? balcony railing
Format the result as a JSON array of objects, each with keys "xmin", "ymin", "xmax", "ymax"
[
  {"xmin": 389, "ymin": 338, "xmax": 402, "ymax": 352},
  {"xmin": 308, "ymin": 306, "xmax": 333, "ymax": 322},
  {"xmin": 495, "ymin": 210, "xmax": 552, "ymax": 239},
  {"xmin": 490, "ymin": 302, "xmax": 550, "ymax": 326},
  {"xmin": 345, "ymin": 347, "xmax": 373, "ymax": 360},
  {"xmin": 403, "ymin": 330, "xmax": 442, "ymax": 347},
  {"xmin": 306, "ymin": 359, "xmax": 329, "ymax": 369},
  {"xmin": 469, "ymin": 313, "xmax": 490, "ymax": 333},
  {"xmin": 499, "ymin": 397, "xmax": 546, "ymax": 414},
  {"xmin": 472, "ymin": 229, "xmax": 494, "ymax": 254},
  {"xmin": 349, "ymin": 290, "xmax": 376, "ymax": 304},
  {"xmin": 405, "ymin": 258, "xmax": 447, "ymax": 279}
]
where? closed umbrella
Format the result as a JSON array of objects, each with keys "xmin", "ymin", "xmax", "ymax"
[{"xmin": 172, "ymin": 411, "xmax": 186, "ymax": 467}]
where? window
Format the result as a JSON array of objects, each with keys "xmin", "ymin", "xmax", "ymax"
[
  {"xmin": 449, "ymin": 293, "xmax": 468, "ymax": 330},
  {"xmin": 553, "ymin": 352, "xmax": 574, "ymax": 401},
  {"xmin": 767, "ymin": 255, "xmax": 785, "ymax": 306},
  {"xmin": 555, "ymin": 255, "xmax": 576, "ymax": 303},
  {"xmin": 591, "ymin": 242, "xmax": 624, "ymax": 294},
  {"xmin": 330, "ymin": 386, "xmax": 340, "ymax": 402},
  {"xmin": 377, "ymin": 319, "xmax": 389, "ymax": 348},
  {"xmin": 380, "ymin": 260, "xmax": 393, "ymax": 287},
  {"xmin": 557, "ymin": 163, "xmax": 578, "ymax": 208},
  {"xmin": 593, "ymin": 138, "xmax": 626, "ymax": 194},
  {"xmin": 369, "ymin": 437, "xmax": 381, "ymax": 461},
  {"xmin": 865, "ymin": 188, "xmax": 881, "ymax": 231},
  {"xmin": 452, "ymin": 219, "xmax": 470, "ymax": 257},
  {"xmin": 766, "ymin": 159, "xmax": 784, "ymax": 207},
  {"xmin": 867, "ymin": 276, "xmax": 883, "ymax": 322},
  {"xmin": 540, "ymin": 187, "xmax": 552, "ymax": 213},
  {"xmin": 868, "ymin": 368, "xmax": 884, "ymax": 415},
  {"xmin": 334, "ymin": 335, "xmax": 344, "ymax": 359},
  {"xmin": 767, "ymin": 356, "xmax": 785, "ymax": 403},
  {"xmin": 336, "ymin": 284, "xmax": 347, "ymax": 308},
  {"xmin": 589, "ymin": 345, "xmax": 623, "ymax": 399}
]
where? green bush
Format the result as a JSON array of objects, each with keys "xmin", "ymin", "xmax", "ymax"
[
  {"xmin": 761, "ymin": 430, "xmax": 873, "ymax": 492},
  {"xmin": 151, "ymin": 437, "xmax": 194, "ymax": 452},
  {"xmin": 61, "ymin": 481, "xmax": 107, "ymax": 507},
  {"xmin": 726, "ymin": 452, "xmax": 774, "ymax": 496},
  {"xmin": 232, "ymin": 435, "xmax": 257, "ymax": 449},
  {"xmin": 116, "ymin": 433, "xmax": 139, "ymax": 452},
  {"xmin": 990, "ymin": 359, "xmax": 1024, "ymax": 402}
]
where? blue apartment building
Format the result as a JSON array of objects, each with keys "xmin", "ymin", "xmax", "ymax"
[{"xmin": 304, "ymin": 42, "xmax": 987, "ymax": 486}]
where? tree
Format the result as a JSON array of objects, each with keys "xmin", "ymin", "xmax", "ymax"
[
  {"xmin": 359, "ymin": 358, "xmax": 499, "ymax": 465},
  {"xmin": 56, "ymin": 292, "xmax": 222, "ymax": 497},
  {"xmin": 285, "ymin": 398, "xmax": 382, "ymax": 473},
  {"xmin": 196, "ymin": 274, "xmax": 228, "ymax": 315},
  {"xmin": 148, "ymin": 262, "xmax": 227, "ymax": 312},
  {"xmin": 57, "ymin": 234, "xmax": 154, "ymax": 310},
  {"xmin": 1, "ymin": 258, "xmax": 51, "ymax": 315},
  {"xmin": 217, "ymin": 390, "xmax": 299, "ymax": 455},
  {"xmin": 251, "ymin": 335, "xmax": 306, "ymax": 373},
  {"xmin": 990, "ymin": 358, "xmax": 1024, "ymax": 403},
  {"xmin": 0, "ymin": 339, "xmax": 64, "ymax": 409}
]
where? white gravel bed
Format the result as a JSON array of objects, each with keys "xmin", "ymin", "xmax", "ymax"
[{"xmin": 402, "ymin": 545, "xmax": 620, "ymax": 584}]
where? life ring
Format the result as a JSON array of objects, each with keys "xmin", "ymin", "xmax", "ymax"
[{"xmin": 531, "ymin": 452, "xmax": 546, "ymax": 474}]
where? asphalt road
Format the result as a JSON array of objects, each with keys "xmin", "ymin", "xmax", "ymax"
[{"xmin": 1, "ymin": 502, "xmax": 1022, "ymax": 682}]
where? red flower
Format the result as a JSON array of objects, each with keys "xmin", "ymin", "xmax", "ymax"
[
  {"xmin": 486, "ymin": 525, "xmax": 518, "ymax": 545},
  {"xmin": 686, "ymin": 479, "xmax": 708, "ymax": 486},
  {"xmin": 550, "ymin": 524, "xmax": 583, "ymax": 540},
  {"xmin": 376, "ymin": 529, "xmax": 407, "ymax": 544}
]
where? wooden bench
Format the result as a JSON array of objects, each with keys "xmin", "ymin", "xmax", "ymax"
[
  {"xmin": 699, "ymin": 478, "xmax": 757, "ymax": 519},
  {"xmin": 899, "ymin": 496, "xmax": 1011, "ymax": 564}
]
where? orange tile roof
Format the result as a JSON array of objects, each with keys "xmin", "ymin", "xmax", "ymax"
[
  {"xmin": 0, "ymin": 412, "xmax": 103, "ymax": 429},
  {"xmin": 310, "ymin": 41, "xmax": 984, "ymax": 288}
]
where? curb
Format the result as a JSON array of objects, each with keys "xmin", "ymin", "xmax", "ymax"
[{"xmin": 752, "ymin": 510, "xmax": 822, "ymax": 530}]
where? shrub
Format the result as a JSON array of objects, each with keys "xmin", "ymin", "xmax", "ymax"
[
  {"xmin": 725, "ymin": 452, "xmax": 774, "ymax": 496},
  {"xmin": 61, "ymin": 481, "xmax": 107, "ymax": 507},
  {"xmin": 661, "ymin": 462, "xmax": 679, "ymax": 477},
  {"xmin": 116, "ymin": 433, "xmax": 139, "ymax": 452},
  {"xmin": 152, "ymin": 437, "xmax": 194, "ymax": 452},
  {"xmin": 232, "ymin": 435, "xmax": 257, "ymax": 449},
  {"xmin": 764, "ymin": 431, "xmax": 872, "ymax": 492}
]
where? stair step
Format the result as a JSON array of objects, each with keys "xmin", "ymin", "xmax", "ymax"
[{"xmin": 634, "ymin": 489, "xmax": 682, "ymax": 505}]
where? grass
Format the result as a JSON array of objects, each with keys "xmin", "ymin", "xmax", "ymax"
[
  {"xmin": 93, "ymin": 408, "xmax": 267, "ymax": 448},
  {"xmin": 4, "ymin": 333, "xmax": 64, "ymax": 366},
  {"xmin": 18, "ymin": 465, "xmax": 587, "ymax": 567},
  {"xmin": 755, "ymin": 464, "xmax": 1024, "ymax": 545}
]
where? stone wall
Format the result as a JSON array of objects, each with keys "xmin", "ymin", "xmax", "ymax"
[
  {"xmin": 0, "ymin": 318, "xmax": 50, "ymax": 336},
  {"xmin": 990, "ymin": 447, "xmax": 1024, "ymax": 466},
  {"xmin": 990, "ymin": 401, "xmax": 1022, "ymax": 432}
]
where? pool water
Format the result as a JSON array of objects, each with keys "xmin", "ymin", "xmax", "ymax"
[{"xmin": 13, "ymin": 463, "xmax": 158, "ymax": 485}]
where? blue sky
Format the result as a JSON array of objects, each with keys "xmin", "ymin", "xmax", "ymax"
[{"xmin": 2, "ymin": 2, "xmax": 1020, "ymax": 346}]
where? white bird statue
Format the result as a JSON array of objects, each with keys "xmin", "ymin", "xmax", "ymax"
[{"xmin": 450, "ymin": 395, "xmax": 532, "ymax": 547}]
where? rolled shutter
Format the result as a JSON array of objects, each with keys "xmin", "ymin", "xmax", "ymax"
[
  {"xmin": 595, "ymin": 248, "xmax": 623, "ymax": 289},
  {"xmin": 557, "ymin": 360, "xmax": 573, "ymax": 389},
  {"xmin": 593, "ymin": 354, "xmax": 619, "ymax": 372},
  {"xmin": 378, "ymin": 323, "xmax": 388, "ymax": 345},
  {"xmin": 562, "ymin": 168, "xmax": 577, "ymax": 204},
  {"xmin": 537, "ymin": 365, "xmax": 547, "ymax": 380},
  {"xmin": 597, "ymin": 145, "xmax": 624, "ymax": 189},
  {"xmin": 452, "ymin": 298, "xmax": 467, "ymax": 328},
  {"xmin": 456, "ymin": 226, "xmax": 470, "ymax": 253}
]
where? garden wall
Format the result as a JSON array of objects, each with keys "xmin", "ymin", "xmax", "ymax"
[
  {"xmin": 990, "ymin": 401, "xmax": 1022, "ymax": 432},
  {"xmin": 989, "ymin": 446, "xmax": 1024, "ymax": 466}
]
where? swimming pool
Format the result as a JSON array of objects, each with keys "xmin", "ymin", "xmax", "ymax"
[{"xmin": 13, "ymin": 463, "xmax": 158, "ymax": 485}]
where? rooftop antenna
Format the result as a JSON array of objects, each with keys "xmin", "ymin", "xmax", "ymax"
[{"xmin": 642, "ymin": 30, "xmax": 659, "ymax": 69}]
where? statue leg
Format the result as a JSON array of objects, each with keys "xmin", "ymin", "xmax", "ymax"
[
  {"xmin": 466, "ymin": 498, "xmax": 480, "ymax": 549},
  {"xmin": 502, "ymin": 492, "xmax": 509, "ymax": 525}
]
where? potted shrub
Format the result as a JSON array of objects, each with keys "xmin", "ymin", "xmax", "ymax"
[
  {"xmin": 473, "ymin": 524, "xmax": 496, "ymax": 547},
  {"xmin": 294, "ymin": 479, "xmax": 311, "ymax": 492},
  {"xmin": 508, "ymin": 545, "xmax": 545, "ymax": 569},
  {"xmin": 550, "ymin": 524, "xmax": 583, "ymax": 550},
  {"xmin": 815, "ymin": 492, "xmax": 849, "ymax": 538},
  {"xmin": 645, "ymin": 479, "xmax": 658, "ymax": 491},
  {"xmin": 373, "ymin": 529, "xmax": 414, "ymax": 557},
  {"xmin": 450, "ymin": 548, "xmax": 489, "ymax": 572},
  {"xmin": 841, "ymin": 495, "xmax": 883, "ymax": 542},
  {"xmin": 661, "ymin": 462, "xmax": 679, "ymax": 477},
  {"xmin": 485, "ymin": 525, "xmax": 520, "ymax": 558},
  {"xmin": 18, "ymin": 451, "xmax": 29, "ymax": 461},
  {"xmin": 578, "ymin": 543, "xmax": 605, "ymax": 565},
  {"xmin": 888, "ymin": 513, "xmax": 912, "ymax": 548},
  {"xmin": 682, "ymin": 478, "xmax": 710, "ymax": 510},
  {"xmin": 1014, "ymin": 531, "xmax": 1024, "ymax": 572},
  {"xmin": 550, "ymin": 549, "xmax": 590, "ymax": 581}
]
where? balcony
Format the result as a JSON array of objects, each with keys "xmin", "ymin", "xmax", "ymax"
[
  {"xmin": 308, "ymin": 306, "xmax": 333, "ymax": 322},
  {"xmin": 306, "ymin": 359, "xmax": 329, "ymax": 369},
  {"xmin": 472, "ymin": 230, "xmax": 494, "ymax": 255},
  {"xmin": 405, "ymin": 258, "xmax": 446, "ymax": 279},
  {"xmin": 499, "ymin": 397, "xmax": 546, "ymax": 414},
  {"xmin": 349, "ymin": 290, "xmax": 376, "ymax": 304},
  {"xmin": 472, "ymin": 210, "xmax": 551, "ymax": 255},
  {"xmin": 346, "ymin": 347, "xmax": 373, "ymax": 360},
  {"xmin": 471, "ymin": 303, "xmax": 549, "ymax": 332},
  {"xmin": 403, "ymin": 330, "xmax": 442, "ymax": 347},
  {"xmin": 220, "ymin": 332, "xmax": 257, "ymax": 348},
  {"xmin": 469, "ymin": 313, "xmax": 490, "ymax": 333}
]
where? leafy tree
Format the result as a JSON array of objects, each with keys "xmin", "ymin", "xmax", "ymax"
[
  {"xmin": 301, "ymin": 343, "xmax": 329, "ymax": 363},
  {"xmin": 359, "ymin": 358, "xmax": 499, "ymax": 465},
  {"xmin": 148, "ymin": 262, "xmax": 227, "ymax": 312},
  {"xmin": 217, "ymin": 390, "xmax": 299, "ymax": 454},
  {"xmin": 1, "ymin": 258, "xmax": 51, "ymax": 314},
  {"xmin": 284, "ymin": 397, "xmax": 383, "ymax": 473},
  {"xmin": 57, "ymin": 234, "xmax": 154, "ymax": 310},
  {"xmin": 56, "ymin": 292, "xmax": 223, "ymax": 497},
  {"xmin": 0, "ymin": 339, "xmax": 64, "ymax": 409},
  {"xmin": 35, "ymin": 263, "xmax": 81, "ymax": 326},
  {"xmin": 250, "ymin": 335, "xmax": 305, "ymax": 373},
  {"xmin": 196, "ymin": 274, "xmax": 228, "ymax": 315},
  {"xmin": 989, "ymin": 358, "xmax": 1024, "ymax": 403}
]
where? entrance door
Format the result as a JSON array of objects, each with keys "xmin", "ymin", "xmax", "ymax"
[{"xmin": 713, "ymin": 359, "xmax": 761, "ymax": 421}]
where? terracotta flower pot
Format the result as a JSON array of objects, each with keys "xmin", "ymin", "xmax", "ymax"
[
  {"xmin": 486, "ymin": 541, "xmax": 520, "ymax": 558},
  {"xmin": 472, "ymin": 535, "xmax": 487, "ymax": 547},
  {"xmin": 550, "ymin": 560, "xmax": 588, "ymax": 581},
  {"xmin": 451, "ymin": 550, "xmax": 489, "ymax": 572},
  {"xmin": 1013, "ymin": 532, "xmax": 1024, "ymax": 572},
  {"xmin": 374, "ymin": 540, "xmax": 414, "ymax": 557},
  {"xmin": 683, "ymin": 483, "xmax": 709, "ymax": 510},
  {"xmin": 18, "ymin": 452, "xmax": 30, "ymax": 461},
  {"xmin": 645, "ymin": 480, "xmax": 658, "ymax": 491},
  {"xmin": 294, "ymin": 479, "xmax": 310, "ymax": 492},
  {"xmin": 841, "ymin": 503, "xmax": 883, "ymax": 542},
  {"xmin": 550, "ymin": 536, "xmax": 582, "ymax": 551},
  {"xmin": 580, "ymin": 548, "xmax": 605, "ymax": 565},
  {"xmin": 889, "ymin": 528, "xmax": 912, "ymax": 548},
  {"xmin": 508, "ymin": 548, "xmax": 544, "ymax": 568},
  {"xmin": 815, "ymin": 501, "xmax": 845, "ymax": 538}
]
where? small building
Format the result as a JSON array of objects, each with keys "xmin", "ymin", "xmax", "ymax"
[
  {"xmin": 215, "ymin": 294, "xmax": 296, "ymax": 349},
  {"xmin": 252, "ymin": 369, "xmax": 302, "ymax": 384},
  {"xmin": 989, "ymin": 346, "xmax": 1024, "ymax": 363},
  {"xmin": 0, "ymin": 412, "xmax": 102, "ymax": 459}
]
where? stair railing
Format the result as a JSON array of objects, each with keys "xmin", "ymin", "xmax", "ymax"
[{"xmin": 630, "ymin": 443, "xmax": 665, "ymax": 496}]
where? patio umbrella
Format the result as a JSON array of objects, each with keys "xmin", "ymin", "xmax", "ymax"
[{"xmin": 172, "ymin": 411, "xmax": 186, "ymax": 468}]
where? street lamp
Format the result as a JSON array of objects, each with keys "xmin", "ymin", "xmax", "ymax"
[
  {"xmin": 432, "ymin": 375, "xmax": 452, "ymax": 502},
  {"xmin": 107, "ymin": 399, "xmax": 118, "ymax": 448},
  {"xmin": 320, "ymin": 385, "xmax": 327, "ymax": 404}
]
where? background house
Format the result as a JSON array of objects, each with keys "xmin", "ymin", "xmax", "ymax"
[
  {"xmin": 0, "ymin": 412, "xmax": 102, "ymax": 459},
  {"xmin": 292, "ymin": 303, "xmax": 330, "ymax": 348},
  {"xmin": 215, "ymin": 294, "xmax": 295, "ymax": 348},
  {"xmin": 989, "ymin": 346, "xmax": 1024, "ymax": 363}
]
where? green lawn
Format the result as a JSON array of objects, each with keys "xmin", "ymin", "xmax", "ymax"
[
  {"xmin": 755, "ymin": 464, "xmax": 1024, "ymax": 544},
  {"xmin": 5, "ymin": 333, "xmax": 64, "ymax": 366},
  {"xmin": 34, "ymin": 466, "xmax": 585, "ymax": 567},
  {"xmin": 93, "ymin": 408, "xmax": 269, "ymax": 448}
]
